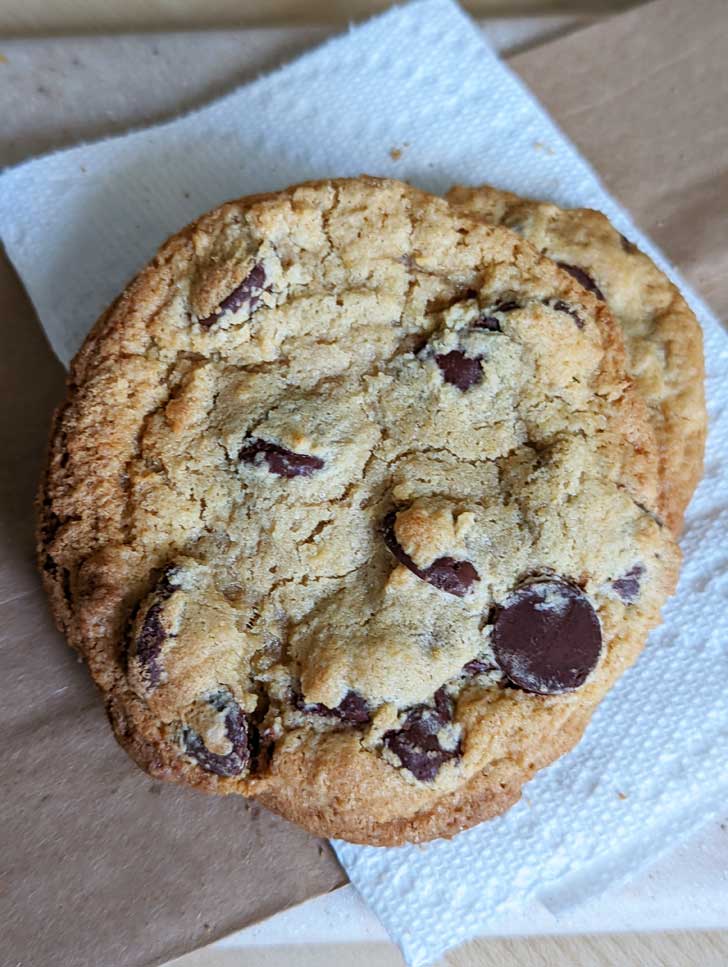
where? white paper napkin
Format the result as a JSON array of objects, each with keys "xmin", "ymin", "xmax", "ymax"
[{"xmin": 2, "ymin": 3, "xmax": 727, "ymax": 965}]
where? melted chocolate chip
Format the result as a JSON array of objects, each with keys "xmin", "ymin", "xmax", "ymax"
[
  {"xmin": 183, "ymin": 698, "xmax": 251, "ymax": 777},
  {"xmin": 612, "ymin": 564, "xmax": 645, "ymax": 603},
  {"xmin": 239, "ymin": 438, "xmax": 325, "ymax": 478},
  {"xmin": 383, "ymin": 688, "xmax": 460, "ymax": 781},
  {"xmin": 557, "ymin": 262, "xmax": 605, "ymax": 302},
  {"xmin": 552, "ymin": 299, "xmax": 584, "ymax": 330},
  {"xmin": 296, "ymin": 689, "xmax": 371, "ymax": 724},
  {"xmin": 199, "ymin": 263, "xmax": 268, "ymax": 328},
  {"xmin": 492, "ymin": 578, "xmax": 602, "ymax": 694},
  {"xmin": 434, "ymin": 350, "xmax": 483, "ymax": 391},
  {"xmin": 383, "ymin": 511, "xmax": 480, "ymax": 597}
]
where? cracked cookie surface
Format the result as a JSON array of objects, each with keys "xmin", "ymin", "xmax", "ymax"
[
  {"xmin": 447, "ymin": 184, "xmax": 707, "ymax": 535},
  {"xmin": 39, "ymin": 177, "xmax": 680, "ymax": 844}
]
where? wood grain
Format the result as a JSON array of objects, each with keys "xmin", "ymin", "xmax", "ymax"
[
  {"xmin": 1, "ymin": 0, "xmax": 635, "ymax": 35},
  {"xmin": 169, "ymin": 930, "xmax": 728, "ymax": 966},
  {"xmin": 449, "ymin": 931, "xmax": 728, "ymax": 966}
]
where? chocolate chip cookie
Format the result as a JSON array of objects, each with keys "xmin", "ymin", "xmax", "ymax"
[
  {"xmin": 447, "ymin": 184, "xmax": 706, "ymax": 535},
  {"xmin": 38, "ymin": 177, "xmax": 680, "ymax": 845}
]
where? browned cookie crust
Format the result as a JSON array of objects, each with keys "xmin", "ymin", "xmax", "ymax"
[
  {"xmin": 38, "ymin": 177, "xmax": 679, "ymax": 845},
  {"xmin": 447, "ymin": 184, "xmax": 707, "ymax": 535}
]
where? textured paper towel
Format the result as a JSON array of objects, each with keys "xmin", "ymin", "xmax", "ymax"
[{"xmin": 1, "ymin": 2, "xmax": 726, "ymax": 966}]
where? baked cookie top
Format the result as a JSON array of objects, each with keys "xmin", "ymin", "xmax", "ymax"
[
  {"xmin": 39, "ymin": 177, "xmax": 679, "ymax": 844},
  {"xmin": 447, "ymin": 184, "xmax": 706, "ymax": 534}
]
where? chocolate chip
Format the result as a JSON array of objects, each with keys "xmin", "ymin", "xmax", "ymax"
[
  {"xmin": 183, "ymin": 696, "xmax": 251, "ymax": 777},
  {"xmin": 239, "ymin": 437, "xmax": 324, "ymax": 478},
  {"xmin": 557, "ymin": 263, "xmax": 605, "ymax": 302},
  {"xmin": 435, "ymin": 350, "xmax": 483, "ymax": 391},
  {"xmin": 612, "ymin": 564, "xmax": 645, "ymax": 603},
  {"xmin": 433, "ymin": 685, "xmax": 452, "ymax": 719},
  {"xmin": 462, "ymin": 658, "xmax": 497, "ymax": 676},
  {"xmin": 199, "ymin": 263, "xmax": 268, "ymax": 328},
  {"xmin": 473, "ymin": 300, "xmax": 518, "ymax": 331},
  {"xmin": 552, "ymin": 299, "xmax": 584, "ymax": 329},
  {"xmin": 383, "ymin": 688, "xmax": 460, "ymax": 781},
  {"xmin": 296, "ymin": 689, "xmax": 371, "ymax": 724},
  {"xmin": 383, "ymin": 511, "xmax": 480, "ymax": 597},
  {"xmin": 424, "ymin": 557, "xmax": 480, "ymax": 596},
  {"xmin": 131, "ymin": 567, "xmax": 181, "ymax": 688},
  {"xmin": 619, "ymin": 233, "xmax": 638, "ymax": 255},
  {"xmin": 492, "ymin": 578, "xmax": 602, "ymax": 694},
  {"xmin": 336, "ymin": 691, "xmax": 371, "ymax": 723},
  {"xmin": 473, "ymin": 314, "xmax": 501, "ymax": 332},
  {"xmin": 135, "ymin": 603, "xmax": 166, "ymax": 689}
]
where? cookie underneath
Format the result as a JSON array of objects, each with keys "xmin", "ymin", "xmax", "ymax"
[{"xmin": 447, "ymin": 183, "xmax": 707, "ymax": 535}]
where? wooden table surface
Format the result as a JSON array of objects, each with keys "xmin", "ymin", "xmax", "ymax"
[
  {"xmin": 4, "ymin": 2, "xmax": 726, "ymax": 966},
  {"xmin": 1, "ymin": 0, "xmax": 636, "ymax": 33}
]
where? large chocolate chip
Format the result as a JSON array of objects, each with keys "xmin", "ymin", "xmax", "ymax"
[
  {"xmin": 612, "ymin": 564, "xmax": 644, "ymax": 603},
  {"xmin": 383, "ymin": 687, "xmax": 460, "ymax": 782},
  {"xmin": 296, "ymin": 689, "xmax": 371, "ymax": 724},
  {"xmin": 557, "ymin": 262, "xmax": 605, "ymax": 302},
  {"xmin": 239, "ymin": 437, "xmax": 325, "ymax": 478},
  {"xmin": 199, "ymin": 263, "xmax": 268, "ymax": 328},
  {"xmin": 383, "ymin": 511, "xmax": 479, "ymax": 597},
  {"xmin": 435, "ymin": 350, "xmax": 483, "ymax": 391},
  {"xmin": 492, "ymin": 578, "xmax": 602, "ymax": 694},
  {"xmin": 183, "ymin": 696, "xmax": 251, "ymax": 777},
  {"xmin": 552, "ymin": 299, "xmax": 584, "ymax": 330}
]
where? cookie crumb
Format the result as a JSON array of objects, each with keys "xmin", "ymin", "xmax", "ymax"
[{"xmin": 532, "ymin": 141, "xmax": 555, "ymax": 156}]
